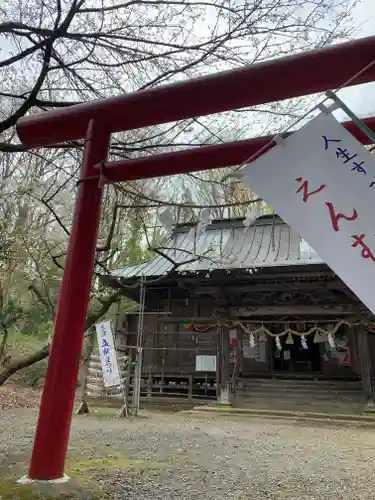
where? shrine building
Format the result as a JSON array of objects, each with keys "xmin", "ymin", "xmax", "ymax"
[{"xmin": 105, "ymin": 214, "xmax": 375, "ymax": 413}]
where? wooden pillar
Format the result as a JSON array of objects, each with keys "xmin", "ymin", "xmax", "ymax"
[
  {"xmin": 218, "ymin": 326, "xmax": 231, "ymax": 406},
  {"xmin": 76, "ymin": 328, "xmax": 95, "ymax": 415},
  {"xmin": 356, "ymin": 325, "xmax": 375, "ymax": 406}
]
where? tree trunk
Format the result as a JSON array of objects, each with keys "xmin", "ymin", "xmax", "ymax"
[
  {"xmin": 0, "ymin": 344, "xmax": 50, "ymax": 385},
  {"xmin": 0, "ymin": 328, "xmax": 8, "ymax": 363},
  {"xmin": 0, "ymin": 290, "xmax": 123, "ymax": 387}
]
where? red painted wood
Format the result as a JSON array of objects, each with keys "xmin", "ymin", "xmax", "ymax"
[
  {"xmin": 17, "ymin": 35, "xmax": 375, "ymax": 148},
  {"xmin": 97, "ymin": 116, "xmax": 375, "ymax": 182},
  {"xmin": 28, "ymin": 121, "xmax": 110, "ymax": 480}
]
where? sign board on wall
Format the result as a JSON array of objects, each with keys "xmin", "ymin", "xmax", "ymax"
[
  {"xmin": 95, "ymin": 320, "xmax": 121, "ymax": 388},
  {"xmin": 241, "ymin": 112, "xmax": 375, "ymax": 315},
  {"xmin": 195, "ymin": 355, "xmax": 217, "ymax": 372}
]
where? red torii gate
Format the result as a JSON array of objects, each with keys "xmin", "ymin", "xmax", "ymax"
[{"xmin": 16, "ymin": 34, "xmax": 375, "ymax": 481}]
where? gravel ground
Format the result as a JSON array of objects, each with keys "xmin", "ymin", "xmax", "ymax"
[
  {"xmin": 1, "ymin": 407, "xmax": 375, "ymax": 499},
  {"xmin": 0, "ymin": 382, "xmax": 41, "ymax": 410}
]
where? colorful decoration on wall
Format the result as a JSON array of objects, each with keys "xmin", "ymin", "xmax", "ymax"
[
  {"xmin": 229, "ymin": 328, "xmax": 239, "ymax": 345},
  {"xmin": 343, "ymin": 347, "xmax": 352, "ymax": 366},
  {"xmin": 180, "ymin": 320, "xmax": 215, "ymax": 332},
  {"xmin": 229, "ymin": 350, "xmax": 238, "ymax": 363}
]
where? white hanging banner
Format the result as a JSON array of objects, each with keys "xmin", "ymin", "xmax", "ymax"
[
  {"xmin": 95, "ymin": 320, "xmax": 121, "ymax": 388},
  {"xmin": 240, "ymin": 112, "xmax": 375, "ymax": 315}
]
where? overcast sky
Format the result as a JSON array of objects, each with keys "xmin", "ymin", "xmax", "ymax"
[{"xmin": 338, "ymin": 0, "xmax": 375, "ymax": 118}]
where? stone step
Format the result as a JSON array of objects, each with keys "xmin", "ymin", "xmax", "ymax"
[
  {"xmin": 234, "ymin": 392, "xmax": 365, "ymax": 404},
  {"xmin": 233, "ymin": 391, "xmax": 365, "ymax": 402},
  {"xmin": 185, "ymin": 406, "xmax": 375, "ymax": 425},
  {"xmin": 233, "ymin": 378, "xmax": 366, "ymax": 413},
  {"xmin": 232, "ymin": 398, "xmax": 365, "ymax": 413},
  {"xmin": 235, "ymin": 386, "xmax": 363, "ymax": 397},
  {"xmin": 238, "ymin": 377, "xmax": 362, "ymax": 386},
  {"xmin": 237, "ymin": 382, "xmax": 363, "ymax": 393}
]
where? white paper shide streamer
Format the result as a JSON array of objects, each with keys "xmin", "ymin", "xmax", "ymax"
[
  {"xmin": 275, "ymin": 336, "xmax": 282, "ymax": 351},
  {"xmin": 300, "ymin": 335, "xmax": 308, "ymax": 350},
  {"xmin": 249, "ymin": 333, "xmax": 256, "ymax": 348},
  {"xmin": 327, "ymin": 332, "xmax": 336, "ymax": 349}
]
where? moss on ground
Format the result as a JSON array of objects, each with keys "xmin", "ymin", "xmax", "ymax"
[
  {"xmin": 0, "ymin": 449, "xmax": 165, "ymax": 499},
  {"xmin": 0, "ymin": 478, "xmax": 101, "ymax": 499},
  {"xmin": 0, "ymin": 481, "xmax": 43, "ymax": 500},
  {"xmin": 66, "ymin": 453, "xmax": 148, "ymax": 477}
]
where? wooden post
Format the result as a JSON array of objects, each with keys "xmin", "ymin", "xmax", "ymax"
[
  {"xmin": 27, "ymin": 121, "xmax": 110, "ymax": 481},
  {"xmin": 218, "ymin": 326, "xmax": 231, "ymax": 406},
  {"xmin": 356, "ymin": 325, "xmax": 375, "ymax": 407},
  {"xmin": 76, "ymin": 328, "xmax": 95, "ymax": 415}
]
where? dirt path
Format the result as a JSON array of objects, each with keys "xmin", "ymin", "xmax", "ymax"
[
  {"xmin": 1, "ymin": 407, "xmax": 375, "ymax": 499},
  {"xmin": 0, "ymin": 382, "xmax": 41, "ymax": 410}
]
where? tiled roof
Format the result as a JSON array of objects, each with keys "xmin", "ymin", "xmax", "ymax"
[{"xmin": 111, "ymin": 215, "xmax": 323, "ymax": 280}]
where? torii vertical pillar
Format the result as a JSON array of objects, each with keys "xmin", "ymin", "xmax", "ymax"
[{"xmin": 26, "ymin": 121, "xmax": 110, "ymax": 481}]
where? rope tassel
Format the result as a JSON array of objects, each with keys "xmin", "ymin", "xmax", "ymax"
[{"xmin": 286, "ymin": 332, "xmax": 294, "ymax": 345}]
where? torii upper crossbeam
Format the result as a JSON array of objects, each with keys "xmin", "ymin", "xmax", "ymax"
[{"xmin": 16, "ymin": 34, "xmax": 375, "ymax": 482}]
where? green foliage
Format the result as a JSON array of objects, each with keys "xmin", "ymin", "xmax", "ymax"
[
  {"xmin": 9, "ymin": 331, "xmax": 46, "ymax": 352},
  {"xmin": 22, "ymin": 305, "xmax": 53, "ymax": 339},
  {"xmin": 0, "ymin": 298, "xmax": 23, "ymax": 332}
]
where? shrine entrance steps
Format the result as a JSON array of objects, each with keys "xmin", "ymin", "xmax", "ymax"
[
  {"xmin": 232, "ymin": 377, "xmax": 366, "ymax": 415},
  {"xmin": 184, "ymin": 406, "xmax": 375, "ymax": 428}
]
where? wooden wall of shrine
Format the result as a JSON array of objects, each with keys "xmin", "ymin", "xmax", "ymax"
[
  {"xmin": 110, "ymin": 265, "xmax": 375, "ymax": 405},
  {"xmin": 115, "ymin": 297, "xmax": 221, "ymax": 401},
  {"xmin": 117, "ymin": 297, "xmax": 219, "ymax": 375},
  {"xmin": 115, "ymin": 289, "xmax": 366, "ymax": 381}
]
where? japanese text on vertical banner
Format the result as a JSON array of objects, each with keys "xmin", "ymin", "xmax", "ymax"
[
  {"xmin": 240, "ymin": 112, "xmax": 375, "ymax": 315},
  {"xmin": 95, "ymin": 320, "xmax": 121, "ymax": 388}
]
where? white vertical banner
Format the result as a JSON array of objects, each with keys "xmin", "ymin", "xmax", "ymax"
[
  {"xmin": 240, "ymin": 112, "xmax": 375, "ymax": 315},
  {"xmin": 95, "ymin": 320, "xmax": 121, "ymax": 388}
]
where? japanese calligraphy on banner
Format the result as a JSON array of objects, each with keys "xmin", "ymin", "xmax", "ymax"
[
  {"xmin": 240, "ymin": 112, "xmax": 375, "ymax": 315},
  {"xmin": 95, "ymin": 320, "xmax": 121, "ymax": 388}
]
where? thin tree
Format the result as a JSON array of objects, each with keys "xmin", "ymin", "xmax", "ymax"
[{"xmin": 0, "ymin": 0, "xmax": 358, "ymax": 385}]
